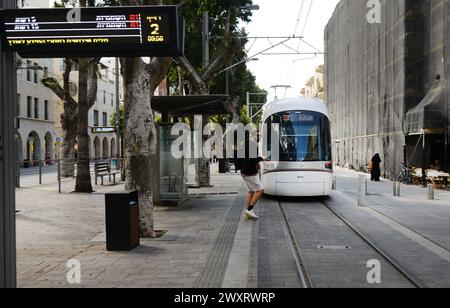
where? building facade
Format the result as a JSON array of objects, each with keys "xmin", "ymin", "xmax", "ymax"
[
  {"xmin": 303, "ymin": 65, "xmax": 325, "ymax": 101},
  {"xmin": 16, "ymin": 57, "xmax": 58, "ymax": 165},
  {"xmin": 325, "ymin": 0, "xmax": 450, "ymax": 178},
  {"xmin": 52, "ymin": 58, "xmax": 121, "ymax": 161}
]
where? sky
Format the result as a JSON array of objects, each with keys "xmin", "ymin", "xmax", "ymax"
[
  {"xmin": 26, "ymin": 0, "xmax": 341, "ymax": 102},
  {"xmin": 241, "ymin": 0, "xmax": 341, "ymax": 101}
]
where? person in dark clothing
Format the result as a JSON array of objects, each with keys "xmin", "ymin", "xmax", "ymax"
[
  {"xmin": 236, "ymin": 131, "xmax": 264, "ymax": 220},
  {"xmin": 371, "ymin": 153, "xmax": 382, "ymax": 181}
]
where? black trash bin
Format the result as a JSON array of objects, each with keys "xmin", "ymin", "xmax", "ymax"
[{"xmin": 105, "ymin": 191, "xmax": 140, "ymax": 251}]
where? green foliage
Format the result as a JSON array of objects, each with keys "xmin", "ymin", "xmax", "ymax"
[
  {"xmin": 165, "ymin": 0, "xmax": 254, "ymax": 70},
  {"xmin": 165, "ymin": 0, "xmax": 266, "ymax": 117},
  {"xmin": 239, "ymin": 105, "xmax": 251, "ymax": 125}
]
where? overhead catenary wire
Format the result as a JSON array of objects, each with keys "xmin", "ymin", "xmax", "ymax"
[{"xmin": 284, "ymin": 0, "xmax": 316, "ymax": 83}]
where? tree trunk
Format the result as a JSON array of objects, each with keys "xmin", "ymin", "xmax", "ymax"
[
  {"xmin": 199, "ymin": 116, "xmax": 211, "ymax": 187},
  {"xmin": 118, "ymin": 0, "xmax": 172, "ymax": 238},
  {"xmin": 122, "ymin": 57, "xmax": 156, "ymax": 238},
  {"xmin": 42, "ymin": 58, "xmax": 78, "ymax": 177},
  {"xmin": 75, "ymin": 59, "xmax": 93, "ymax": 193},
  {"xmin": 60, "ymin": 111, "xmax": 77, "ymax": 177}
]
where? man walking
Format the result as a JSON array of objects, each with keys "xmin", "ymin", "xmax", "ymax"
[{"xmin": 237, "ymin": 131, "xmax": 264, "ymax": 220}]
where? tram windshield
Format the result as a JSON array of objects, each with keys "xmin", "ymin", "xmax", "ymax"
[{"xmin": 266, "ymin": 111, "xmax": 332, "ymax": 162}]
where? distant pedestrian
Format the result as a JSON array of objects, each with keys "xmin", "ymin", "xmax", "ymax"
[
  {"xmin": 236, "ymin": 131, "xmax": 264, "ymax": 220},
  {"xmin": 371, "ymin": 153, "xmax": 382, "ymax": 181}
]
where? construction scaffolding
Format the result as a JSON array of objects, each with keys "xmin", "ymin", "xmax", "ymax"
[{"xmin": 325, "ymin": 0, "xmax": 450, "ymax": 179}]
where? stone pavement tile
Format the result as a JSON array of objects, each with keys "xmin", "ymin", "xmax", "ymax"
[{"xmin": 16, "ymin": 171, "xmax": 245, "ymax": 288}]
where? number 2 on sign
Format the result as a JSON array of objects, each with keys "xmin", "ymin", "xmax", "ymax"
[{"xmin": 151, "ymin": 24, "xmax": 160, "ymax": 35}]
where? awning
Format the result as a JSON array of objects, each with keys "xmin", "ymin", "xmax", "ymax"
[
  {"xmin": 151, "ymin": 95, "xmax": 235, "ymax": 117},
  {"xmin": 404, "ymin": 80, "xmax": 448, "ymax": 135}
]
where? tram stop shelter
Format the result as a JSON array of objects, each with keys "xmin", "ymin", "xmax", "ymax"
[{"xmin": 151, "ymin": 95, "xmax": 235, "ymax": 206}]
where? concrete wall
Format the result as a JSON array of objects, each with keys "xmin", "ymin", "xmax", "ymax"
[
  {"xmin": 325, "ymin": 0, "xmax": 450, "ymax": 178},
  {"xmin": 325, "ymin": 0, "xmax": 407, "ymax": 178}
]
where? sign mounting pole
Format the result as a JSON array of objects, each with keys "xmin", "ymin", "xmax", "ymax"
[{"xmin": 0, "ymin": 0, "xmax": 17, "ymax": 290}]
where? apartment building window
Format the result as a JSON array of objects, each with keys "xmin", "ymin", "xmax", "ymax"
[
  {"xmin": 111, "ymin": 94, "xmax": 114, "ymax": 106},
  {"xmin": 103, "ymin": 90, "xmax": 106, "ymax": 104},
  {"xmin": 44, "ymin": 100, "xmax": 49, "ymax": 120},
  {"xmin": 26, "ymin": 60, "xmax": 32, "ymax": 81},
  {"xmin": 94, "ymin": 110, "xmax": 99, "ymax": 127},
  {"xmin": 103, "ymin": 112, "xmax": 108, "ymax": 127},
  {"xmin": 27, "ymin": 96, "xmax": 32, "ymax": 118},
  {"xmin": 34, "ymin": 98, "xmax": 39, "ymax": 119},
  {"xmin": 33, "ymin": 63, "xmax": 39, "ymax": 83}
]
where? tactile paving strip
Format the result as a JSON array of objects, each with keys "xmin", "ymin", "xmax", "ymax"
[{"xmin": 193, "ymin": 190, "xmax": 246, "ymax": 288}]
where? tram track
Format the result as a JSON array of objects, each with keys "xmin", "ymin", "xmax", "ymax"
[
  {"xmin": 320, "ymin": 199, "xmax": 427, "ymax": 288},
  {"xmin": 277, "ymin": 199, "xmax": 427, "ymax": 288},
  {"xmin": 277, "ymin": 201, "xmax": 312, "ymax": 288}
]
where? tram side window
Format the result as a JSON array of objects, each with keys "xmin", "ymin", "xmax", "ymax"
[{"xmin": 320, "ymin": 117, "xmax": 332, "ymax": 161}]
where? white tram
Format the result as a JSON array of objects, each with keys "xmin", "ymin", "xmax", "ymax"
[{"xmin": 261, "ymin": 98, "xmax": 333, "ymax": 197}]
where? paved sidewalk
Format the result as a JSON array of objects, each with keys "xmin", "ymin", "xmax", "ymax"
[
  {"xmin": 16, "ymin": 166, "xmax": 249, "ymax": 288},
  {"xmin": 330, "ymin": 167, "xmax": 450, "ymax": 287},
  {"xmin": 335, "ymin": 167, "xmax": 450, "ymax": 250},
  {"xmin": 16, "ymin": 165, "xmax": 450, "ymax": 288}
]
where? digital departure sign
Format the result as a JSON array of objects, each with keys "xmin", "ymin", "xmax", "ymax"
[{"xmin": 0, "ymin": 6, "xmax": 184, "ymax": 58}]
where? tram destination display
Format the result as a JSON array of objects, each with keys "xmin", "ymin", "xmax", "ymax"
[{"xmin": 0, "ymin": 6, "xmax": 184, "ymax": 57}]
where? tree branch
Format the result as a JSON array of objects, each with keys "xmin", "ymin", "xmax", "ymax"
[
  {"xmin": 42, "ymin": 58, "xmax": 78, "ymax": 110},
  {"xmin": 147, "ymin": 57, "xmax": 173, "ymax": 93},
  {"xmin": 177, "ymin": 56, "xmax": 208, "ymax": 94},
  {"xmin": 87, "ymin": 59, "xmax": 100, "ymax": 109}
]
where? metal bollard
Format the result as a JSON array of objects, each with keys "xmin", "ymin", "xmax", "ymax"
[
  {"xmin": 428, "ymin": 184, "xmax": 435, "ymax": 200},
  {"xmin": 358, "ymin": 175, "xmax": 367, "ymax": 206},
  {"xmin": 16, "ymin": 162, "xmax": 20, "ymax": 188},
  {"xmin": 393, "ymin": 181, "xmax": 401, "ymax": 197},
  {"xmin": 57, "ymin": 160, "xmax": 61, "ymax": 194},
  {"xmin": 332, "ymin": 177, "xmax": 337, "ymax": 190},
  {"xmin": 39, "ymin": 161, "xmax": 42, "ymax": 185}
]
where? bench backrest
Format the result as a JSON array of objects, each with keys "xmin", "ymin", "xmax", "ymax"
[{"xmin": 95, "ymin": 162, "xmax": 110, "ymax": 174}]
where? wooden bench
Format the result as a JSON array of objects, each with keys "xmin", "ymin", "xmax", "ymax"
[{"xmin": 95, "ymin": 162, "xmax": 120, "ymax": 186}]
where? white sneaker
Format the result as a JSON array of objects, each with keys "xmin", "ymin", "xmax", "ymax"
[{"xmin": 245, "ymin": 209, "xmax": 259, "ymax": 220}]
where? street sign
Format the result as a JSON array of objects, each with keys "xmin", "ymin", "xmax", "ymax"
[
  {"xmin": 92, "ymin": 127, "xmax": 116, "ymax": 134},
  {"xmin": 0, "ymin": 6, "xmax": 184, "ymax": 58}
]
